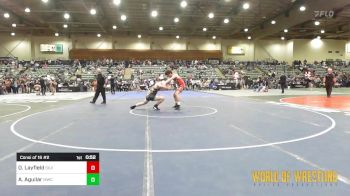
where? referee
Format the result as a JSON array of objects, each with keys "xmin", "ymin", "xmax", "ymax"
[
  {"xmin": 90, "ymin": 69, "xmax": 107, "ymax": 104},
  {"xmin": 279, "ymin": 73, "xmax": 287, "ymax": 94},
  {"xmin": 323, "ymin": 68, "xmax": 336, "ymax": 98}
]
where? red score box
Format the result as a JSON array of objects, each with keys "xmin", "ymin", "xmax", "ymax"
[{"xmin": 87, "ymin": 161, "xmax": 99, "ymax": 173}]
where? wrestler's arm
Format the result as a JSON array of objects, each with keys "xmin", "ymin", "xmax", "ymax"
[
  {"xmin": 157, "ymin": 82, "xmax": 173, "ymax": 90},
  {"xmin": 165, "ymin": 74, "xmax": 177, "ymax": 84}
]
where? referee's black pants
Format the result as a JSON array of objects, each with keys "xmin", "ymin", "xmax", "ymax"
[
  {"xmin": 92, "ymin": 87, "xmax": 106, "ymax": 103},
  {"xmin": 110, "ymin": 84, "xmax": 115, "ymax": 94},
  {"xmin": 281, "ymin": 83, "xmax": 286, "ymax": 93},
  {"xmin": 41, "ymin": 85, "xmax": 46, "ymax": 95},
  {"xmin": 325, "ymin": 84, "xmax": 332, "ymax": 97}
]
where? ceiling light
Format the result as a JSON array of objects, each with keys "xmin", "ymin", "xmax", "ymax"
[
  {"xmin": 11, "ymin": 32, "xmax": 15, "ymax": 36},
  {"xmin": 244, "ymin": 28, "xmax": 249, "ymax": 32},
  {"xmin": 113, "ymin": 0, "xmax": 121, "ymax": 6},
  {"xmin": 243, "ymin": 2, "xmax": 250, "ymax": 10},
  {"xmin": 121, "ymin": 14, "xmax": 127, "ymax": 21},
  {"xmin": 224, "ymin": 18, "xmax": 229, "ymax": 23},
  {"xmin": 284, "ymin": 29, "xmax": 288, "ymax": 33},
  {"xmin": 203, "ymin": 27, "xmax": 207, "ymax": 32},
  {"xmin": 42, "ymin": 0, "xmax": 49, "ymax": 3},
  {"xmin": 4, "ymin": 13, "xmax": 10, "ymax": 18},
  {"xmin": 208, "ymin": 12, "xmax": 214, "ymax": 19},
  {"xmin": 281, "ymin": 36, "xmax": 285, "ymax": 40},
  {"xmin": 151, "ymin": 10, "xmax": 158, "ymax": 17},
  {"xmin": 212, "ymin": 36, "xmax": 216, "ymax": 40},
  {"xmin": 159, "ymin": 26, "xmax": 163, "ymax": 31},
  {"xmin": 299, "ymin": 6, "xmax": 306, "ymax": 12},
  {"xmin": 180, "ymin": 1, "xmax": 187, "ymax": 8},
  {"xmin": 176, "ymin": 35, "xmax": 180, "ymax": 39},
  {"xmin": 138, "ymin": 34, "xmax": 142, "ymax": 38},
  {"xmin": 63, "ymin": 24, "xmax": 68, "ymax": 28},
  {"xmin": 320, "ymin": 29, "xmax": 325, "ymax": 34},
  {"xmin": 174, "ymin": 17, "xmax": 179, "ymax": 23},
  {"xmin": 247, "ymin": 36, "xmax": 251, "ymax": 40},
  {"xmin": 24, "ymin": 8, "xmax": 31, "ymax": 13},
  {"xmin": 271, "ymin": 20, "xmax": 276, "ymax": 24},
  {"xmin": 317, "ymin": 36, "xmax": 321, "ymax": 39},
  {"xmin": 90, "ymin": 8, "xmax": 96, "ymax": 15},
  {"xmin": 12, "ymin": 23, "xmax": 16, "ymax": 28},
  {"xmin": 64, "ymin": 13, "xmax": 70, "ymax": 20},
  {"xmin": 314, "ymin": 21, "xmax": 320, "ymax": 26},
  {"xmin": 55, "ymin": 33, "xmax": 59, "ymax": 37},
  {"xmin": 97, "ymin": 33, "xmax": 101, "ymax": 37},
  {"xmin": 113, "ymin": 25, "xmax": 117, "ymax": 29}
]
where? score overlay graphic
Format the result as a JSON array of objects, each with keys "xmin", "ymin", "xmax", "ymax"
[{"xmin": 16, "ymin": 153, "xmax": 99, "ymax": 186}]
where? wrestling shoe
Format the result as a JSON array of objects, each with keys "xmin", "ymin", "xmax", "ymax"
[
  {"xmin": 153, "ymin": 105, "xmax": 160, "ymax": 111},
  {"xmin": 174, "ymin": 104, "xmax": 181, "ymax": 110},
  {"xmin": 130, "ymin": 105, "xmax": 136, "ymax": 110}
]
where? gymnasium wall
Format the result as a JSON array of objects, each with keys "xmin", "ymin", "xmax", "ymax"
[
  {"xmin": 0, "ymin": 33, "xmax": 348, "ymax": 63},
  {"xmin": 73, "ymin": 36, "xmax": 112, "ymax": 50},
  {"xmin": 254, "ymin": 40, "xmax": 292, "ymax": 62},
  {"xmin": 221, "ymin": 39, "xmax": 254, "ymax": 61},
  {"xmin": 293, "ymin": 39, "xmax": 347, "ymax": 62},
  {"xmin": 0, "ymin": 35, "xmax": 31, "ymax": 60},
  {"xmin": 151, "ymin": 38, "xmax": 186, "ymax": 50},
  {"xmin": 344, "ymin": 41, "xmax": 350, "ymax": 60},
  {"xmin": 187, "ymin": 38, "xmax": 221, "ymax": 51},
  {"xmin": 32, "ymin": 36, "xmax": 72, "ymax": 60},
  {"xmin": 69, "ymin": 49, "xmax": 222, "ymax": 60}
]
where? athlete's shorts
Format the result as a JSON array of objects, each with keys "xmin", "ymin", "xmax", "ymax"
[
  {"xmin": 146, "ymin": 93, "xmax": 156, "ymax": 101},
  {"xmin": 176, "ymin": 84, "xmax": 186, "ymax": 92}
]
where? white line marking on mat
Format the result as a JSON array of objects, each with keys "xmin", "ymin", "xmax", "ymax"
[
  {"xmin": 230, "ymin": 124, "xmax": 350, "ymax": 186},
  {"xmin": 129, "ymin": 106, "xmax": 218, "ymax": 119},
  {"xmin": 143, "ymin": 109, "xmax": 155, "ymax": 196},
  {"xmin": 10, "ymin": 104, "xmax": 336, "ymax": 153},
  {"xmin": 0, "ymin": 122, "xmax": 74, "ymax": 162},
  {"xmin": 0, "ymin": 104, "xmax": 31, "ymax": 118}
]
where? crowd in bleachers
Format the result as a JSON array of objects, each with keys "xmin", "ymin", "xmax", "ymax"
[{"xmin": 1, "ymin": 57, "xmax": 350, "ymax": 95}]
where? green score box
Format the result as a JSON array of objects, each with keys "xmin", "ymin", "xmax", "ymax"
[{"xmin": 87, "ymin": 174, "xmax": 100, "ymax": 186}]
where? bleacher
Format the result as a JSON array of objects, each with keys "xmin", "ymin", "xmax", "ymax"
[
  {"xmin": 81, "ymin": 73, "xmax": 95, "ymax": 81},
  {"xmin": 313, "ymin": 66, "xmax": 327, "ymax": 76},
  {"xmin": 178, "ymin": 66, "xmax": 219, "ymax": 80},
  {"xmin": 257, "ymin": 63, "xmax": 304, "ymax": 78},
  {"xmin": 274, "ymin": 64, "xmax": 300, "ymax": 77},
  {"xmin": 220, "ymin": 64, "xmax": 262, "ymax": 79},
  {"xmin": 131, "ymin": 65, "xmax": 167, "ymax": 79},
  {"xmin": 130, "ymin": 64, "xmax": 219, "ymax": 80},
  {"xmin": 0, "ymin": 64, "xmax": 22, "ymax": 78},
  {"xmin": 1, "ymin": 60, "xmax": 349, "ymax": 87},
  {"xmin": 337, "ymin": 66, "xmax": 350, "ymax": 73}
]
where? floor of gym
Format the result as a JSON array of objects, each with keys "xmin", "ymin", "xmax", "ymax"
[{"xmin": 1, "ymin": 88, "xmax": 350, "ymax": 196}]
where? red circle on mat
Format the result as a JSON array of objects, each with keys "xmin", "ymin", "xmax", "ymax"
[{"xmin": 281, "ymin": 96, "xmax": 350, "ymax": 111}]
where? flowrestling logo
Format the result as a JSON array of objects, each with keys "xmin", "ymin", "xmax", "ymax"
[
  {"xmin": 252, "ymin": 170, "xmax": 338, "ymax": 186},
  {"xmin": 314, "ymin": 10, "xmax": 335, "ymax": 18}
]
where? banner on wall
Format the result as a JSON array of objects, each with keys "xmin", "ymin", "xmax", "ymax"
[
  {"xmin": 227, "ymin": 46, "xmax": 245, "ymax": 55},
  {"xmin": 40, "ymin": 44, "xmax": 63, "ymax": 53}
]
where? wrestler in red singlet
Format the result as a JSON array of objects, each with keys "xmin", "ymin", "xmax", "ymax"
[{"xmin": 165, "ymin": 70, "xmax": 186, "ymax": 110}]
